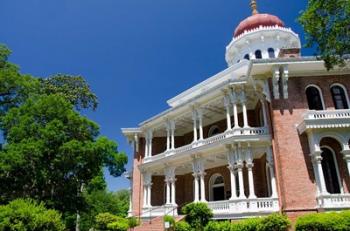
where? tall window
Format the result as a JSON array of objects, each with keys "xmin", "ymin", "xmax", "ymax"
[
  {"xmin": 268, "ymin": 48, "xmax": 275, "ymax": 58},
  {"xmin": 208, "ymin": 126, "xmax": 220, "ymax": 137},
  {"xmin": 244, "ymin": 54, "xmax": 250, "ymax": 60},
  {"xmin": 255, "ymin": 50, "xmax": 262, "ymax": 59},
  {"xmin": 321, "ymin": 147, "xmax": 341, "ymax": 194},
  {"xmin": 306, "ymin": 86, "xmax": 324, "ymax": 110},
  {"xmin": 331, "ymin": 85, "xmax": 349, "ymax": 109},
  {"xmin": 209, "ymin": 174, "xmax": 225, "ymax": 201}
]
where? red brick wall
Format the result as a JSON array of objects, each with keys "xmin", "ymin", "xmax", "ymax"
[{"xmin": 270, "ymin": 75, "xmax": 350, "ymax": 214}]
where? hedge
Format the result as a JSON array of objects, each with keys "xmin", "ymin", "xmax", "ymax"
[
  {"xmin": 175, "ymin": 221, "xmax": 192, "ymax": 231},
  {"xmin": 295, "ymin": 210, "xmax": 350, "ymax": 231}
]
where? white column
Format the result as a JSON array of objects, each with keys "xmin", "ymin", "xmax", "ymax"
[
  {"xmin": 193, "ymin": 174, "xmax": 199, "ymax": 202},
  {"xmin": 237, "ymin": 163, "xmax": 246, "ymax": 199},
  {"xmin": 247, "ymin": 161, "xmax": 256, "ymax": 198},
  {"xmin": 260, "ymin": 99, "xmax": 268, "ymax": 127},
  {"xmin": 166, "ymin": 123, "xmax": 170, "ymax": 151},
  {"xmin": 230, "ymin": 91, "xmax": 239, "ymax": 128},
  {"xmin": 171, "ymin": 180, "xmax": 176, "ymax": 205},
  {"xmin": 341, "ymin": 149, "xmax": 350, "ymax": 176},
  {"xmin": 147, "ymin": 185, "xmax": 152, "ymax": 207},
  {"xmin": 143, "ymin": 186, "xmax": 148, "ymax": 207},
  {"xmin": 242, "ymin": 100, "xmax": 249, "ymax": 128},
  {"xmin": 147, "ymin": 130, "xmax": 153, "ymax": 157},
  {"xmin": 171, "ymin": 121, "xmax": 175, "ymax": 150},
  {"xmin": 267, "ymin": 147, "xmax": 277, "ymax": 198},
  {"xmin": 314, "ymin": 153, "xmax": 327, "ymax": 195},
  {"xmin": 228, "ymin": 166, "xmax": 237, "ymax": 200},
  {"xmin": 166, "ymin": 181, "xmax": 171, "ymax": 205},
  {"xmin": 145, "ymin": 134, "xmax": 149, "ymax": 158},
  {"xmin": 200, "ymin": 173, "xmax": 206, "ymax": 202},
  {"xmin": 198, "ymin": 109, "xmax": 204, "ymax": 140},
  {"xmin": 224, "ymin": 96, "xmax": 232, "ymax": 130},
  {"xmin": 192, "ymin": 111, "xmax": 198, "ymax": 142}
]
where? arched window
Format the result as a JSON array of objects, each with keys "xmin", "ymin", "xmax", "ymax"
[
  {"xmin": 321, "ymin": 147, "xmax": 341, "ymax": 194},
  {"xmin": 268, "ymin": 48, "xmax": 275, "ymax": 58},
  {"xmin": 209, "ymin": 174, "xmax": 225, "ymax": 201},
  {"xmin": 244, "ymin": 54, "xmax": 250, "ymax": 60},
  {"xmin": 306, "ymin": 86, "xmax": 324, "ymax": 110},
  {"xmin": 208, "ymin": 126, "xmax": 220, "ymax": 137},
  {"xmin": 255, "ymin": 50, "xmax": 262, "ymax": 59},
  {"xmin": 331, "ymin": 84, "xmax": 349, "ymax": 109}
]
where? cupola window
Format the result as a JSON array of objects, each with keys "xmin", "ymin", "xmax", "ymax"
[
  {"xmin": 244, "ymin": 54, "xmax": 250, "ymax": 60},
  {"xmin": 268, "ymin": 48, "xmax": 275, "ymax": 58},
  {"xmin": 255, "ymin": 50, "xmax": 262, "ymax": 59},
  {"xmin": 331, "ymin": 85, "xmax": 349, "ymax": 109},
  {"xmin": 306, "ymin": 86, "xmax": 324, "ymax": 110}
]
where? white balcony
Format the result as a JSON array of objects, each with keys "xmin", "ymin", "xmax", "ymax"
[
  {"xmin": 317, "ymin": 194, "xmax": 350, "ymax": 209},
  {"xmin": 144, "ymin": 127, "xmax": 270, "ymax": 164},
  {"xmin": 298, "ymin": 109, "xmax": 350, "ymax": 134}
]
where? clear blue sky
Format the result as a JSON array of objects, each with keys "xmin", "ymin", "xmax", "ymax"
[{"xmin": 0, "ymin": 0, "xmax": 312, "ymax": 191}]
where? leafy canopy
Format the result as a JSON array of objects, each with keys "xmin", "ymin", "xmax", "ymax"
[
  {"xmin": 0, "ymin": 44, "xmax": 128, "ymax": 226},
  {"xmin": 299, "ymin": 0, "xmax": 350, "ymax": 69},
  {"xmin": 0, "ymin": 198, "xmax": 65, "ymax": 231}
]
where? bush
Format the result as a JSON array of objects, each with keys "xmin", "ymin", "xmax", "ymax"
[
  {"xmin": 0, "ymin": 198, "xmax": 65, "ymax": 231},
  {"xmin": 182, "ymin": 202, "xmax": 213, "ymax": 230},
  {"xmin": 204, "ymin": 221, "xmax": 231, "ymax": 231},
  {"xmin": 164, "ymin": 215, "xmax": 176, "ymax": 228},
  {"xmin": 95, "ymin": 212, "xmax": 129, "ymax": 231},
  {"xmin": 257, "ymin": 213, "xmax": 290, "ymax": 231},
  {"xmin": 295, "ymin": 211, "xmax": 350, "ymax": 231},
  {"xmin": 128, "ymin": 216, "xmax": 139, "ymax": 228},
  {"xmin": 232, "ymin": 217, "xmax": 262, "ymax": 231},
  {"xmin": 175, "ymin": 221, "xmax": 192, "ymax": 231}
]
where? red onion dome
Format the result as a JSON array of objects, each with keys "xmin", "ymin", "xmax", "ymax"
[{"xmin": 234, "ymin": 13, "xmax": 285, "ymax": 38}]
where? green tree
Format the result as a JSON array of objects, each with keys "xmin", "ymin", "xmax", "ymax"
[
  {"xmin": 95, "ymin": 213, "xmax": 129, "ymax": 231},
  {"xmin": 80, "ymin": 189, "xmax": 130, "ymax": 231},
  {"xmin": 0, "ymin": 198, "xmax": 65, "ymax": 231},
  {"xmin": 40, "ymin": 74, "xmax": 98, "ymax": 111},
  {"xmin": 0, "ymin": 45, "xmax": 39, "ymax": 117},
  {"xmin": 299, "ymin": 0, "xmax": 350, "ymax": 69},
  {"xmin": 181, "ymin": 202, "xmax": 213, "ymax": 231},
  {"xmin": 0, "ymin": 94, "xmax": 127, "ymax": 220}
]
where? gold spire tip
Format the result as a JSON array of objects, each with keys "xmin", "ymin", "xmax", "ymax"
[{"xmin": 250, "ymin": 0, "xmax": 259, "ymax": 15}]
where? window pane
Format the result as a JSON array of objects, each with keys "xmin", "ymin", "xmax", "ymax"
[
  {"xmin": 331, "ymin": 86, "xmax": 348, "ymax": 109},
  {"xmin": 306, "ymin": 87, "xmax": 324, "ymax": 110}
]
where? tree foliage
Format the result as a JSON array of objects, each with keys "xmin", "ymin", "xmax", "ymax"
[
  {"xmin": 0, "ymin": 198, "xmax": 65, "ymax": 231},
  {"xmin": 0, "ymin": 44, "xmax": 128, "ymax": 229},
  {"xmin": 0, "ymin": 94, "xmax": 127, "ymax": 214},
  {"xmin": 299, "ymin": 0, "xmax": 350, "ymax": 69},
  {"xmin": 80, "ymin": 189, "xmax": 130, "ymax": 230},
  {"xmin": 40, "ymin": 74, "xmax": 98, "ymax": 111},
  {"xmin": 181, "ymin": 202, "xmax": 213, "ymax": 231},
  {"xmin": 94, "ymin": 213, "xmax": 129, "ymax": 231}
]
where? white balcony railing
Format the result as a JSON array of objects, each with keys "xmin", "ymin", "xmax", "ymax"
[
  {"xmin": 317, "ymin": 194, "xmax": 350, "ymax": 209},
  {"xmin": 298, "ymin": 109, "xmax": 350, "ymax": 134},
  {"xmin": 207, "ymin": 198, "xmax": 279, "ymax": 219},
  {"xmin": 141, "ymin": 205, "xmax": 178, "ymax": 218},
  {"xmin": 305, "ymin": 109, "xmax": 350, "ymax": 120},
  {"xmin": 144, "ymin": 127, "xmax": 269, "ymax": 163}
]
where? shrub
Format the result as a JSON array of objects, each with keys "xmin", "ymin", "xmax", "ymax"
[
  {"xmin": 295, "ymin": 211, "xmax": 350, "ymax": 231},
  {"xmin": 0, "ymin": 198, "xmax": 65, "ymax": 231},
  {"xmin": 232, "ymin": 217, "xmax": 262, "ymax": 231},
  {"xmin": 257, "ymin": 213, "xmax": 290, "ymax": 231},
  {"xmin": 128, "ymin": 216, "xmax": 139, "ymax": 228},
  {"xmin": 95, "ymin": 212, "xmax": 129, "ymax": 231},
  {"xmin": 182, "ymin": 202, "xmax": 213, "ymax": 230},
  {"xmin": 164, "ymin": 215, "xmax": 176, "ymax": 228},
  {"xmin": 204, "ymin": 221, "xmax": 231, "ymax": 231},
  {"xmin": 175, "ymin": 221, "xmax": 192, "ymax": 231}
]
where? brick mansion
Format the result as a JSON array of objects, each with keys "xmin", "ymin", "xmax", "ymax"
[{"xmin": 122, "ymin": 0, "xmax": 350, "ymax": 222}]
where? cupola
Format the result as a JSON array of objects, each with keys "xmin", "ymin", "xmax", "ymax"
[{"xmin": 225, "ymin": 0, "xmax": 301, "ymax": 66}]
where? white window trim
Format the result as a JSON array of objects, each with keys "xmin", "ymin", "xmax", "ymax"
[
  {"xmin": 330, "ymin": 83, "xmax": 350, "ymax": 109},
  {"xmin": 305, "ymin": 84, "xmax": 326, "ymax": 110},
  {"xmin": 320, "ymin": 145, "xmax": 344, "ymax": 194},
  {"xmin": 209, "ymin": 173, "xmax": 225, "ymax": 201}
]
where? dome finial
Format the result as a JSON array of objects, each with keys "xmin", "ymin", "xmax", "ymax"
[{"xmin": 250, "ymin": 0, "xmax": 259, "ymax": 15}]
